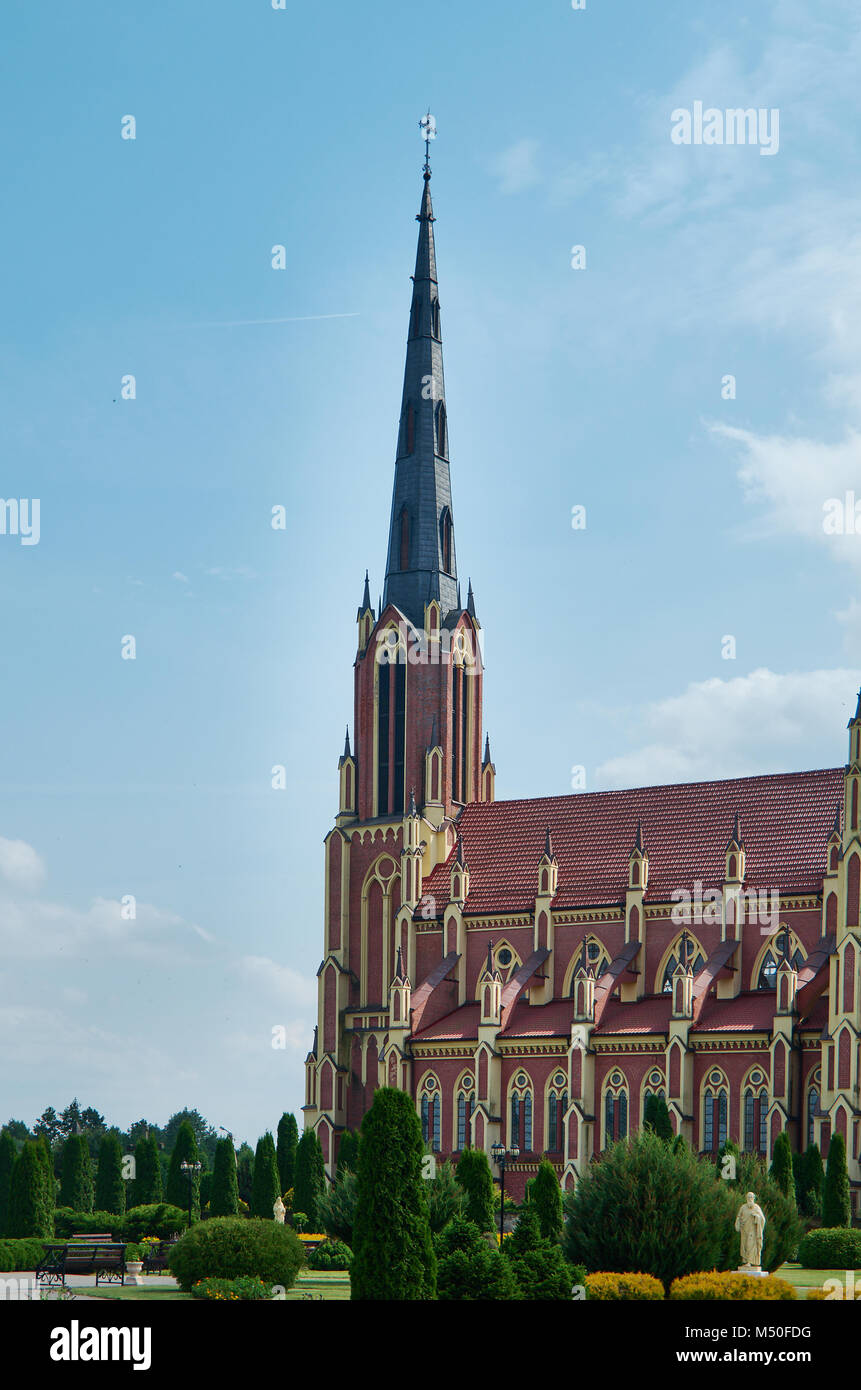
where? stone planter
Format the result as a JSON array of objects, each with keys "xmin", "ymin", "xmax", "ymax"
[{"xmin": 125, "ymin": 1261, "xmax": 143, "ymax": 1287}]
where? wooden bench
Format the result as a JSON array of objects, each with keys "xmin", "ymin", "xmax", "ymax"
[
  {"xmin": 141, "ymin": 1238, "xmax": 179, "ymax": 1275},
  {"xmin": 36, "ymin": 1239, "xmax": 127, "ymax": 1288}
]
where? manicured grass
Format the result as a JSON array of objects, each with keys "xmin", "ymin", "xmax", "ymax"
[
  {"xmin": 83, "ymin": 1270, "xmax": 351, "ymax": 1302},
  {"xmin": 775, "ymin": 1263, "xmax": 860, "ymax": 1299},
  {"xmin": 86, "ymin": 1286, "xmax": 192, "ymax": 1301}
]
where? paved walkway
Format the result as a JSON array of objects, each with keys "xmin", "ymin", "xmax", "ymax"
[{"xmin": 0, "ymin": 1271, "xmax": 179, "ymax": 1300}]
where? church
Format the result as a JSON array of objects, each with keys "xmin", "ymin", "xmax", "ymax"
[{"xmin": 303, "ymin": 155, "xmax": 861, "ymax": 1205}]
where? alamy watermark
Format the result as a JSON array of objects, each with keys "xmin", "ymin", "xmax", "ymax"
[
  {"xmin": 1, "ymin": 499, "xmax": 40, "ymax": 545},
  {"xmin": 671, "ymin": 102, "xmax": 779, "ymax": 156}
]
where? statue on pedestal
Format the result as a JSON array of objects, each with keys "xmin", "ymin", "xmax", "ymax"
[
  {"xmin": 273, "ymin": 1196, "xmax": 286, "ymax": 1224},
  {"xmin": 735, "ymin": 1191, "xmax": 766, "ymax": 1271}
]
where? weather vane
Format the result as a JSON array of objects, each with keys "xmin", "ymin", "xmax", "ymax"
[{"xmin": 419, "ymin": 111, "xmax": 436, "ymax": 176}]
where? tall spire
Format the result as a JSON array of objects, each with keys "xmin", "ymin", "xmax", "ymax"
[{"xmin": 383, "ymin": 121, "xmax": 458, "ymax": 628}]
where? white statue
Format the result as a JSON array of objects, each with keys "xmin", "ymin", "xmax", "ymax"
[
  {"xmin": 735, "ymin": 1191, "xmax": 766, "ymax": 1270},
  {"xmin": 273, "ymin": 1196, "xmax": 286, "ymax": 1224}
]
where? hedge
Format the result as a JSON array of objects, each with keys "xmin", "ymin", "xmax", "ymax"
[
  {"xmin": 670, "ymin": 1271, "xmax": 795, "ymax": 1301},
  {"xmin": 585, "ymin": 1272, "xmax": 664, "ymax": 1300},
  {"xmin": 797, "ymin": 1227, "xmax": 861, "ymax": 1269},
  {"xmin": 0, "ymin": 1238, "xmax": 48, "ymax": 1271}
]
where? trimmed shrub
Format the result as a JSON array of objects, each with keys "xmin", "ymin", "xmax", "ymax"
[
  {"xmin": 53, "ymin": 1208, "xmax": 125, "ymax": 1239},
  {"xmin": 454, "ymin": 1148, "xmax": 495, "ymax": 1233},
  {"xmin": 0, "ymin": 1237, "xmax": 49, "ymax": 1270},
  {"xmin": 123, "ymin": 1203, "xmax": 187, "ymax": 1242},
  {"xmin": 210, "ymin": 1138, "xmax": 240, "ymax": 1218},
  {"xmin": 293, "ymin": 1130, "xmax": 326, "ymax": 1231},
  {"xmin": 165, "ymin": 1122, "xmax": 201, "ymax": 1221},
  {"xmin": 797, "ymin": 1227, "xmax": 861, "ymax": 1269},
  {"xmin": 7, "ymin": 1142, "xmax": 54, "ymax": 1238},
  {"xmin": 586, "ymin": 1272, "xmax": 664, "ymax": 1300},
  {"xmin": 0, "ymin": 1130, "xmax": 17, "ymax": 1236},
  {"xmin": 316, "ymin": 1170, "xmax": 357, "ymax": 1245},
  {"xmin": 822, "ymin": 1132, "xmax": 851, "ymax": 1228},
  {"xmin": 307, "ymin": 1239, "xmax": 352, "ymax": 1271},
  {"xmin": 564, "ymin": 1132, "xmax": 736, "ymax": 1289},
  {"xmin": 426, "ymin": 1160, "xmax": 465, "ymax": 1234},
  {"xmin": 769, "ymin": 1132, "xmax": 795, "ymax": 1207},
  {"xmin": 670, "ymin": 1271, "xmax": 795, "ymax": 1301},
  {"xmin": 528, "ymin": 1159, "xmax": 563, "ymax": 1243},
  {"xmin": 94, "ymin": 1132, "xmax": 125, "ymax": 1216},
  {"xmin": 168, "ymin": 1217, "xmax": 303, "ymax": 1292},
  {"xmin": 276, "ymin": 1113, "xmax": 299, "ymax": 1194},
  {"xmin": 192, "ymin": 1276, "xmax": 274, "ymax": 1300},
  {"xmin": 131, "ymin": 1136, "xmax": 163, "ymax": 1208},
  {"xmin": 251, "ymin": 1133, "xmax": 281, "ymax": 1220},
  {"xmin": 351, "ymin": 1088, "xmax": 436, "ymax": 1301},
  {"xmin": 59, "ymin": 1135, "xmax": 93, "ymax": 1213}
]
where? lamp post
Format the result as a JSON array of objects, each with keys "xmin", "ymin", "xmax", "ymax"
[
  {"xmin": 491, "ymin": 1141, "xmax": 519, "ymax": 1245},
  {"xmin": 180, "ymin": 1159, "xmax": 201, "ymax": 1228}
]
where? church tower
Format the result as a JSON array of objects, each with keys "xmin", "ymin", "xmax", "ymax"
[{"xmin": 305, "ymin": 138, "xmax": 491, "ymax": 1171}]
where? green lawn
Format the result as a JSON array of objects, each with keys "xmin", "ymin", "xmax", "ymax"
[
  {"xmin": 775, "ymin": 1263, "xmax": 859, "ymax": 1299},
  {"xmin": 82, "ymin": 1270, "xmax": 351, "ymax": 1302}
]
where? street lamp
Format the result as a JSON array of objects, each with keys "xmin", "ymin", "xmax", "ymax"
[
  {"xmin": 491, "ymin": 1141, "xmax": 519, "ymax": 1245},
  {"xmin": 179, "ymin": 1159, "xmax": 201, "ymax": 1228}
]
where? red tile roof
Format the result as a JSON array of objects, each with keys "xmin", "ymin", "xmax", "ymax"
[
  {"xmin": 593, "ymin": 995, "xmax": 673, "ymax": 1035},
  {"xmin": 423, "ymin": 768, "xmax": 842, "ymax": 914},
  {"xmin": 693, "ymin": 992, "xmax": 777, "ymax": 1032},
  {"xmin": 412, "ymin": 1003, "xmax": 479, "ymax": 1042}
]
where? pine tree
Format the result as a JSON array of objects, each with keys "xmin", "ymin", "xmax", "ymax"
[
  {"xmin": 236, "ymin": 1143, "xmax": 255, "ymax": 1206},
  {"xmin": 336, "ymin": 1129, "xmax": 360, "ymax": 1177},
  {"xmin": 7, "ymin": 1141, "xmax": 54, "ymax": 1238},
  {"xmin": 252, "ymin": 1133, "xmax": 281, "ymax": 1219},
  {"xmin": 95, "ymin": 1131, "xmax": 126, "ymax": 1215},
  {"xmin": 131, "ymin": 1135, "xmax": 163, "ymax": 1207},
  {"xmin": 59, "ymin": 1134, "xmax": 93, "ymax": 1212},
  {"xmin": 822, "ymin": 1132, "xmax": 851, "ymax": 1228},
  {"xmin": 294, "ymin": 1129, "xmax": 326, "ymax": 1229},
  {"xmin": 0, "ymin": 1129, "xmax": 17, "ymax": 1235},
  {"xmin": 454, "ymin": 1148, "xmax": 495, "ymax": 1232},
  {"xmin": 351, "ymin": 1088, "xmax": 436, "ymax": 1300},
  {"xmin": 769, "ymin": 1131, "xmax": 795, "ymax": 1206},
  {"xmin": 642, "ymin": 1094, "xmax": 674, "ymax": 1142},
  {"xmin": 165, "ymin": 1120, "xmax": 201, "ymax": 1221},
  {"xmin": 276, "ymin": 1113, "xmax": 299, "ymax": 1194},
  {"xmin": 210, "ymin": 1137, "xmax": 240, "ymax": 1217},
  {"xmin": 529, "ymin": 1158, "xmax": 563, "ymax": 1242}
]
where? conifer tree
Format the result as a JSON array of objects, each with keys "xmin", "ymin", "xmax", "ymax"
[
  {"xmin": 236, "ymin": 1143, "xmax": 255, "ymax": 1206},
  {"xmin": 95, "ymin": 1131, "xmax": 126, "ymax": 1214},
  {"xmin": 131, "ymin": 1134, "xmax": 163, "ymax": 1207},
  {"xmin": 0, "ymin": 1129, "xmax": 18, "ymax": 1235},
  {"xmin": 529, "ymin": 1158, "xmax": 563, "ymax": 1242},
  {"xmin": 294, "ymin": 1129, "xmax": 326, "ymax": 1229},
  {"xmin": 801, "ymin": 1143, "xmax": 824, "ymax": 1217},
  {"xmin": 351, "ymin": 1088, "xmax": 436, "ymax": 1300},
  {"xmin": 276, "ymin": 1112, "xmax": 299, "ymax": 1194},
  {"xmin": 210, "ymin": 1137, "xmax": 240, "ymax": 1217},
  {"xmin": 165, "ymin": 1120, "xmax": 201, "ymax": 1221},
  {"xmin": 643, "ymin": 1093, "xmax": 674, "ymax": 1142},
  {"xmin": 7, "ymin": 1141, "xmax": 54, "ymax": 1238},
  {"xmin": 59, "ymin": 1133, "xmax": 93, "ymax": 1212},
  {"xmin": 822, "ymin": 1132, "xmax": 851, "ymax": 1228},
  {"xmin": 252, "ymin": 1133, "xmax": 281, "ymax": 1219},
  {"xmin": 336, "ymin": 1128, "xmax": 360, "ymax": 1177},
  {"xmin": 454, "ymin": 1148, "xmax": 495, "ymax": 1232},
  {"xmin": 769, "ymin": 1131, "xmax": 795, "ymax": 1206}
]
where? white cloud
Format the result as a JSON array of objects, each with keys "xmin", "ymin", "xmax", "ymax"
[
  {"xmin": 172, "ymin": 571, "xmax": 189, "ymax": 582},
  {"xmin": 0, "ymin": 837, "xmax": 46, "ymax": 889},
  {"xmin": 490, "ymin": 139, "xmax": 541, "ymax": 195},
  {"xmin": 238, "ymin": 955, "xmax": 317, "ymax": 1010},
  {"xmin": 595, "ymin": 667, "xmax": 860, "ymax": 789},
  {"xmin": 0, "ymin": 888, "xmax": 213, "ymax": 961}
]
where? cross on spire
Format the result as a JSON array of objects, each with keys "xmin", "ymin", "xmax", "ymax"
[{"xmin": 420, "ymin": 110, "xmax": 436, "ymax": 178}]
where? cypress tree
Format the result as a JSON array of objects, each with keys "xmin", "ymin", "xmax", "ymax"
[
  {"xmin": 95, "ymin": 1131, "xmax": 126, "ymax": 1215},
  {"xmin": 131, "ymin": 1135, "xmax": 163, "ymax": 1207},
  {"xmin": 7, "ymin": 1141, "xmax": 54, "ymax": 1238},
  {"xmin": 351, "ymin": 1088, "xmax": 436, "ymax": 1300},
  {"xmin": 276, "ymin": 1113, "xmax": 299, "ymax": 1194},
  {"xmin": 59, "ymin": 1134, "xmax": 94, "ymax": 1212},
  {"xmin": 454, "ymin": 1148, "xmax": 495, "ymax": 1232},
  {"xmin": 801, "ymin": 1143, "xmax": 824, "ymax": 1217},
  {"xmin": 294, "ymin": 1129, "xmax": 326, "ymax": 1229},
  {"xmin": 529, "ymin": 1158, "xmax": 563, "ymax": 1242},
  {"xmin": 210, "ymin": 1137, "xmax": 240, "ymax": 1217},
  {"xmin": 236, "ymin": 1143, "xmax": 254, "ymax": 1206},
  {"xmin": 252, "ymin": 1133, "xmax": 281, "ymax": 1219},
  {"xmin": 769, "ymin": 1131, "xmax": 795, "ymax": 1206},
  {"xmin": 336, "ymin": 1128, "xmax": 360, "ymax": 1177},
  {"xmin": 165, "ymin": 1120, "xmax": 201, "ymax": 1221},
  {"xmin": 822, "ymin": 1132, "xmax": 851, "ymax": 1228},
  {"xmin": 35, "ymin": 1132, "xmax": 57, "ymax": 1209},
  {"xmin": 643, "ymin": 1094, "xmax": 674, "ymax": 1142},
  {"xmin": 0, "ymin": 1129, "xmax": 17, "ymax": 1236}
]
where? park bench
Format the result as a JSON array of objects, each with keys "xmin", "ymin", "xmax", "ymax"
[
  {"xmin": 36, "ymin": 1237, "xmax": 127, "ymax": 1288},
  {"xmin": 141, "ymin": 1237, "xmax": 180, "ymax": 1274}
]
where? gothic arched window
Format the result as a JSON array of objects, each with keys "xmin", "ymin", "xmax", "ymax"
[
  {"xmin": 702, "ymin": 1068, "xmax": 728, "ymax": 1153},
  {"xmin": 660, "ymin": 936, "xmax": 705, "ymax": 993},
  {"xmin": 603, "ymin": 1070, "xmax": 628, "ymax": 1147},
  {"xmin": 409, "ymin": 297, "xmax": 421, "ymax": 340},
  {"xmin": 439, "ymin": 507, "xmax": 452, "ymax": 573},
  {"xmin": 509, "ymin": 1072, "xmax": 533, "ymax": 1151},
  {"xmin": 436, "ymin": 401, "xmax": 448, "ymax": 458},
  {"xmin": 756, "ymin": 928, "xmax": 804, "ymax": 990},
  {"xmin": 806, "ymin": 1069, "xmax": 821, "ymax": 1150},
  {"xmin": 420, "ymin": 1075, "xmax": 441, "ymax": 1152},
  {"xmin": 547, "ymin": 1072, "xmax": 567, "ymax": 1153},
  {"xmin": 455, "ymin": 1074, "xmax": 474, "ymax": 1151},
  {"xmin": 431, "ymin": 298, "xmax": 440, "ymax": 338},
  {"xmin": 742, "ymin": 1068, "xmax": 769, "ymax": 1154}
]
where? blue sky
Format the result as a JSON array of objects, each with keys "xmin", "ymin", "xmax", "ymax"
[{"xmin": 2, "ymin": 0, "xmax": 860, "ymax": 1145}]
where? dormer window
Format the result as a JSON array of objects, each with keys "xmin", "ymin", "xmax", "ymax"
[{"xmin": 436, "ymin": 402, "xmax": 448, "ymax": 458}]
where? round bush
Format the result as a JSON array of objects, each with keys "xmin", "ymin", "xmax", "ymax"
[
  {"xmin": 586, "ymin": 1272, "xmax": 664, "ymax": 1300},
  {"xmin": 670, "ymin": 1271, "xmax": 795, "ymax": 1301},
  {"xmin": 168, "ymin": 1216, "xmax": 303, "ymax": 1292},
  {"xmin": 123, "ymin": 1204, "xmax": 187, "ymax": 1242},
  {"xmin": 307, "ymin": 1239, "xmax": 352, "ymax": 1271},
  {"xmin": 797, "ymin": 1227, "xmax": 861, "ymax": 1269}
]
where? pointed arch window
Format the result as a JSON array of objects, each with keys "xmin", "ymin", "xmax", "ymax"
[
  {"xmin": 756, "ymin": 928, "xmax": 804, "ymax": 990},
  {"xmin": 603, "ymin": 1070, "xmax": 628, "ymax": 1147},
  {"xmin": 420, "ymin": 1075, "xmax": 441, "ymax": 1152},
  {"xmin": 702, "ymin": 1069, "xmax": 728, "ymax": 1153},
  {"xmin": 807, "ymin": 1070, "xmax": 821, "ymax": 1150},
  {"xmin": 547, "ymin": 1072, "xmax": 568, "ymax": 1153},
  {"xmin": 431, "ymin": 298, "xmax": 440, "ymax": 339},
  {"xmin": 661, "ymin": 936, "xmax": 704, "ymax": 993},
  {"xmin": 439, "ymin": 507, "xmax": 452, "ymax": 574},
  {"xmin": 405, "ymin": 401, "xmax": 415, "ymax": 455},
  {"xmin": 436, "ymin": 401, "xmax": 448, "ymax": 458},
  {"xmin": 399, "ymin": 507, "xmax": 410, "ymax": 572},
  {"xmin": 743, "ymin": 1069, "xmax": 769, "ymax": 1155},
  {"xmin": 456, "ymin": 1075, "xmax": 474, "ymax": 1151},
  {"xmin": 409, "ymin": 297, "xmax": 421, "ymax": 340},
  {"xmin": 509, "ymin": 1072, "xmax": 533, "ymax": 1151}
]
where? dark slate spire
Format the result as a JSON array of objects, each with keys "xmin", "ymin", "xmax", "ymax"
[
  {"xmin": 466, "ymin": 579, "xmax": 476, "ymax": 618},
  {"xmin": 344, "ymin": 726, "xmax": 351, "ymax": 758},
  {"xmin": 482, "ymin": 734, "xmax": 492, "ymax": 766},
  {"xmin": 544, "ymin": 827, "xmax": 554, "ymax": 859},
  {"xmin": 633, "ymin": 819, "xmax": 644, "ymax": 852},
  {"xmin": 357, "ymin": 569, "xmax": 371, "ymax": 619},
  {"xmin": 383, "ymin": 160, "xmax": 458, "ymax": 627}
]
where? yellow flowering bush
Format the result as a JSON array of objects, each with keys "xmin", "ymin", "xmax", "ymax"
[
  {"xmin": 585, "ymin": 1272, "xmax": 664, "ymax": 1300},
  {"xmin": 670, "ymin": 1271, "xmax": 795, "ymax": 1300}
]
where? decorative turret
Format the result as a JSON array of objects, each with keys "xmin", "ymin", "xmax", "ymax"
[
  {"xmin": 538, "ymin": 827, "xmax": 558, "ymax": 898},
  {"xmin": 401, "ymin": 785, "xmax": 423, "ymax": 908},
  {"xmin": 628, "ymin": 820, "xmax": 649, "ymax": 890},
  {"xmin": 480, "ymin": 734, "xmax": 495, "ymax": 803},
  {"xmin": 844, "ymin": 688, "xmax": 861, "ymax": 837},
  {"xmin": 572, "ymin": 945, "xmax": 595, "ymax": 1023},
  {"xmin": 826, "ymin": 803, "xmax": 842, "ymax": 877},
  {"xmin": 356, "ymin": 571, "xmax": 374, "ymax": 654},
  {"xmin": 775, "ymin": 936, "xmax": 798, "ymax": 1016},
  {"xmin": 336, "ymin": 726, "xmax": 356, "ymax": 822},
  {"xmin": 450, "ymin": 832, "xmax": 469, "ymax": 905},
  {"xmin": 424, "ymin": 715, "xmax": 444, "ymax": 819},
  {"xmin": 389, "ymin": 945, "xmax": 412, "ymax": 1029},
  {"xmin": 478, "ymin": 940, "xmax": 502, "ymax": 1025},
  {"xmin": 725, "ymin": 812, "xmax": 745, "ymax": 883},
  {"xmin": 671, "ymin": 933, "xmax": 694, "ymax": 1019}
]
